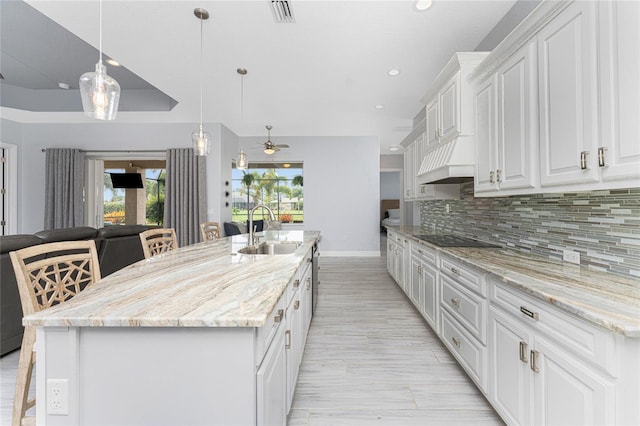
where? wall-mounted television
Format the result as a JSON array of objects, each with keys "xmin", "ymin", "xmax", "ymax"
[{"xmin": 110, "ymin": 173, "xmax": 144, "ymax": 189}]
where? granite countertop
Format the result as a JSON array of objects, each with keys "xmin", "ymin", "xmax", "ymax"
[
  {"xmin": 23, "ymin": 230, "xmax": 320, "ymax": 328},
  {"xmin": 387, "ymin": 226, "xmax": 640, "ymax": 337}
]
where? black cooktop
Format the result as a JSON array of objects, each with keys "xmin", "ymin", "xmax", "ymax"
[{"xmin": 413, "ymin": 234, "xmax": 500, "ymax": 248}]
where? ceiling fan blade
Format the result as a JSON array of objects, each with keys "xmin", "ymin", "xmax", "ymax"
[{"xmin": 275, "ymin": 144, "xmax": 289, "ymax": 148}]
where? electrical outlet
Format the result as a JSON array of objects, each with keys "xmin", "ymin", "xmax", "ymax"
[
  {"xmin": 47, "ymin": 379, "xmax": 68, "ymax": 415},
  {"xmin": 563, "ymin": 250, "xmax": 580, "ymax": 265}
]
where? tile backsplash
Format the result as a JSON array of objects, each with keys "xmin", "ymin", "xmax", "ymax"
[{"xmin": 420, "ymin": 183, "xmax": 640, "ymax": 278}]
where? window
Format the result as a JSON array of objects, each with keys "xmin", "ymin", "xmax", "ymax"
[{"xmin": 232, "ymin": 162, "xmax": 303, "ymax": 223}]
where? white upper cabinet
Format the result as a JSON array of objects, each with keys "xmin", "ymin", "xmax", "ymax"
[
  {"xmin": 538, "ymin": 1, "xmax": 598, "ymax": 187},
  {"xmin": 470, "ymin": 0, "xmax": 639, "ymax": 196},
  {"xmin": 597, "ymin": 0, "xmax": 640, "ymax": 182},
  {"xmin": 439, "ymin": 76, "xmax": 459, "ymax": 141},
  {"xmin": 425, "ymin": 98, "xmax": 440, "ymax": 148},
  {"xmin": 474, "ymin": 77, "xmax": 498, "ymax": 193},
  {"xmin": 474, "ymin": 41, "xmax": 537, "ymax": 194},
  {"xmin": 497, "ymin": 42, "xmax": 537, "ymax": 191}
]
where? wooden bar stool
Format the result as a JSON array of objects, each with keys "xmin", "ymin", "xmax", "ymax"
[
  {"xmin": 200, "ymin": 222, "xmax": 221, "ymax": 241},
  {"xmin": 9, "ymin": 240, "xmax": 101, "ymax": 426},
  {"xmin": 139, "ymin": 228, "xmax": 178, "ymax": 258}
]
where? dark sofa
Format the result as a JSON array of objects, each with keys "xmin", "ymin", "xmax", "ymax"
[{"xmin": 0, "ymin": 224, "xmax": 156, "ymax": 356}]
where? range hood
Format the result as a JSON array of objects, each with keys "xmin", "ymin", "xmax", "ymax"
[{"xmin": 416, "ymin": 135, "xmax": 475, "ymax": 184}]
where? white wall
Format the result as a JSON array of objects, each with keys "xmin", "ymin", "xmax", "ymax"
[
  {"xmin": 241, "ymin": 135, "xmax": 380, "ymax": 255},
  {"xmin": 380, "ymin": 171, "xmax": 401, "ymax": 199}
]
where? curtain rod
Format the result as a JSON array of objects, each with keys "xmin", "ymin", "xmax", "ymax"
[{"xmin": 41, "ymin": 149, "xmax": 166, "ymax": 154}]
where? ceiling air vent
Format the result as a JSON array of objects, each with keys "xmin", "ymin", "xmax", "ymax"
[{"xmin": 270, "ymin": 1, "xmax": 295, "ymax": 23}]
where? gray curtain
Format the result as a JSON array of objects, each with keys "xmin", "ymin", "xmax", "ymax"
[
  {"xmin": 164, "ymin": 148, "xmax": 207, "ymax": 246},
  {"xmin": 44, "ymin": 148, "xmax": 86, "ymax": 229}
]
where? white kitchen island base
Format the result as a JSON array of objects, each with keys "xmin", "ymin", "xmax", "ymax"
[{"xmin": 38, "ymin": 326, "xmax": 261, "ymax": 425}]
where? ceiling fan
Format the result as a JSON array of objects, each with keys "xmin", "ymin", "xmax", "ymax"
[{"xmin": 258, "ymin": 125, "xmax": 289, "ymax": 155}]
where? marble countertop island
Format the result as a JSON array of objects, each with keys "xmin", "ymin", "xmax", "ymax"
[
  {"xmin": 23, "ymin": 230, "xmax": 320, "ymax": 328},
  {"xmin": 388, "ymin": 226, "xmax": 640, "ymax": 337}
]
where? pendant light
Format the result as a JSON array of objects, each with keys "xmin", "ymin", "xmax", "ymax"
[
  {"xmin": 236, "ymin": 68, "xmax": 248, "ymax": 170},
  {"xmin": 192, "ymin": 8, "xmax": 211, "ymax": 156},
  {"xmin": 79, "ymin": 0, "xmax": 120, "ymax": 120}
]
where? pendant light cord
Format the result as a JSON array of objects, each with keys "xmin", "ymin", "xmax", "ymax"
[
  {"xmin": 199, "ymin": 14, "xmax": 204, "ymax": 128},
  {"xmin": 99, "ymin": 0, "xmax": 103, "ymax": 64}
]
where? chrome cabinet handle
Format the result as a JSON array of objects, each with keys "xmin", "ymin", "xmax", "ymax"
[
  {"xmin": 294, "ymin": 279, "xmax": 300, "ymax": 288},
  {"xmin": 496, "ymin": 169, "xmax": 502, "ymax": 182},
  {"xmin": 489, "ymin": 170, "xmax": 495, "ymax": 184},
  {"xmin": 520, "ymin": 306, "xmax": 539, "ymax": 320},
  {"xmin": 306, "ymin": 277, "xmax": 311, "ymax": 290},
  {"xmin": 598, "ymin": 147, "xmax": 606, "ymax": 167},
  {"xmin": 450, "ymin": 297, "xmax": 460, "ymax": 308},
  {"xmin": 450, "ymin": 267, "xmax": 459, "ymax": 275},
  {"xmin": 451, "ymin": 336, "xmax": 461, "ymax": 348},
  {"xmin": 519, "ymin": 341, "xmax": 529, "ymax": 363},
  {"xmin": 530, "ymin": 350, "xmax": 540, "ymax": 373},
  {"xmin": 274, "ymin": 309, "xmax": 284, "ymax": 323},
  {"xmin": 294, "ymin": 300, "xmax": 300, "ymax": 310},
  {"xmin": 580, "ymin": 151, "xmax": 589, "ymax": 170},
  {"xmin": 285, "ymin": 330, "xmax": 291, "ymax": 349}
]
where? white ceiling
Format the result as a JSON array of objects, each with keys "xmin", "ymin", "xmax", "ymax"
[{"xmin": 6, "ymin": 0, "xmax": 518, "ymax": 152}]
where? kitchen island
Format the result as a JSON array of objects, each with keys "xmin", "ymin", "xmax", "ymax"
[{"xmin": 24, "ymin": 230, "xmax": 320, "ymax": 426}]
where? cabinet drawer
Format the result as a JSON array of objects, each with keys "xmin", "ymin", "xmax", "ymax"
[
  {"xmin": 490, "ymin": 279, "xmax": 616, "ymax": 375},
  {"xmin": 255, "ymin": 295, "xmax": 286, "ymax": 366},
  {"xmin": 412, "ymin": 243, "xmax": 437, "ymax": 265},
  {"xmin": 441, "ymin": 275, "xmax": 487, "ymax": 344},
  {"xmin": 441, "ymin": 309, "xmax": 487, "ymax": 392},
  {"xmin": 440, "ymin": 256, "xmax": 486, "ymax": 296}
]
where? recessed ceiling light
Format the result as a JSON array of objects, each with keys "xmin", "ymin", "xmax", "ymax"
[
  {"xmin": 105, "ymin": 58, "xmax": 121, "ymax": 67},
  {"xmin": 283, "ymin": 163, "xmax": 291, "ymax": 168},
  {"xmin": 389, "ymin": 146, "xmax": 400, "ymax": 152},
  {"xmin": 415, "ymin": 0, "xmax": 433, "ymax": 11},
  {"xmin": 375, "ymin": 104, "xmax": 384, "ymax": 109},
  {"xmin": 58, "ymin": 82, "xmax": 70, "ymax": 90},
  {"xmin": 388, "ymin": 69, "xmax": 400, "ymax": 77}
]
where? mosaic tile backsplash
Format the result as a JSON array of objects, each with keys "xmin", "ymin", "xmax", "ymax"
[{"xmin": 419, "ymin": 183, "xmax": 640, "ymax": 278}]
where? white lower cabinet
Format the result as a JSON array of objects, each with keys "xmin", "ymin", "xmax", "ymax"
[
  {"xmin": 256, "ymin": 250, "xmax": 314, "ymax": 425},
  {"xmin": 409, "ymin": 244, "xmax": 438, "ymax": 330},
  {"xmin": 489, "ymin": 279, "xmax": 616, "ymax": 425},
  {"xmin": 386, "ymin": 231, "xmax": 639, "ymax": 425},
  {"xmin": 257, "ymin": 326, "xmax": 288, "ymax": 426}
]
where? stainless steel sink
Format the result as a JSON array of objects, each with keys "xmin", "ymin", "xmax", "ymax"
[{"xmin": 237, "ymin": 241, "xmax": 301, "ymax": 255}]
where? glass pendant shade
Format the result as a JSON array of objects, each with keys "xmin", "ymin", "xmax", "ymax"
[
  {"xmin": 80, "ymin": 62, "xmax": 120, "ymax": 120},
  {"xmin": 264, "ymin": 147, "xmax": 276, "ymax": 155},
  {"xmin": 192, "ymin": 124, "xmax": 212, "ymax": 156},
  {"xmin": 237, "ymin": 149, "xmax": 247, "ymax": 169}
]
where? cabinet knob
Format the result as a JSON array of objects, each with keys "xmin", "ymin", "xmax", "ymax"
[
  {"xmin": 294, "ymin": 300, "xmax": 300, "ymax": 310},
  {"xmin": 496, "ymin": 169, "xmax": 502, "ymax": 183},
  {"xmin": 451, "ymin": 267, "xmax": 459, "ymax": 275},
  {"xmin": 274, "ymin": 309, "xmax": 284, "ymax": 323},
  {"xmin": 451, "ymin": 336, "xmax": 461, "ymax": 348},
  {"xmin": 489, "ymin": 170, "xmax": 495, "ymax": 184},
  {"xmin": 450, "ymin": 297, "xmax": 460, "ymax": 308},
  {"xmin": 294, "ymin": 279, "xmax": 300, "ymax": 288}
]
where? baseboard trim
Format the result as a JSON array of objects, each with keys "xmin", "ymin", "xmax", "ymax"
[{"xmin": 321, "ymin": 251, "xmax": 381, "ymax": 257}]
